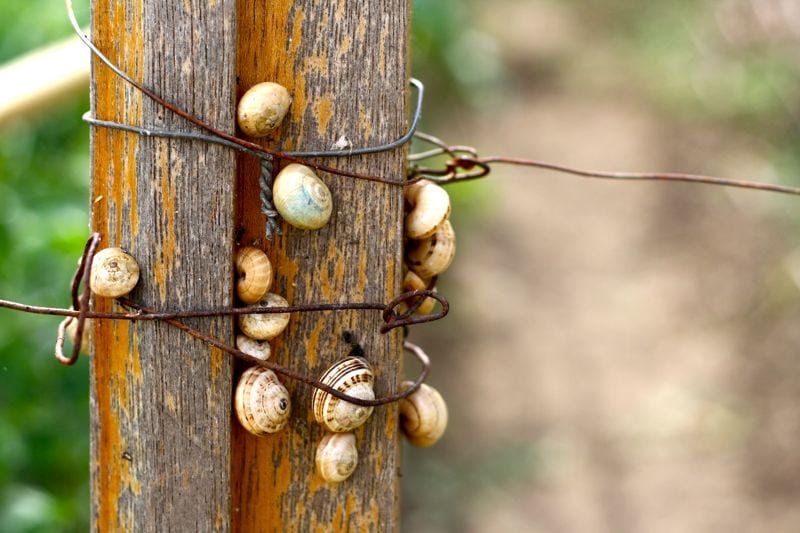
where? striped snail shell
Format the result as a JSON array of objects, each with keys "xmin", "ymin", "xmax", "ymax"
[
  {"xmin": 235, "ymin": 246, "xmax": 272, "ymax": 304},
  {"xmin": 315, "ymin": 432, "xmax": 358, "ymax": 483},
  {"xmin": 406, "ymin": 219, "xmax": 456, "ymax": 279},
  {"xmin": 235, "ymin": 366, "xmax": 291, "ymax": 436},
  {"xmin": 398, "ymin": 381, "xmax": 448, "ymax": 448},
  {"xmin": 312, "ymin": 357, "xmax": 375, "ymax": 433},
  {"xmin": 404, "ymin": 179, "xmax": 451, "ymax": 239},
  {"xmin": 273, "ymin": 164, "xmax": 333, "ymax": 230}
]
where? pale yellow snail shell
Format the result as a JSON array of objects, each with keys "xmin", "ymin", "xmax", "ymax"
[
  {"xmin": 89, "ymin": 247, "xmax": 140, "ymax": 298},
  {"xmin": 312, "ymin": 357, "xmax": 375, "ymax": 433},
  {"xmin": 235, "ymin": 333, "xmax": 271, "ymax": 361},
  {"xmin": 406, "ymin": 219, "xmax": 456, "ymax": 279},
  {"xmin": 237, "ymin": 82, "xmax": 292, "ymax": 137},
  {"xmin": 235, "ymin": 246, "xmax": 273, "ymax": 304},
  {"xmin": 398, "ymin": 381, "xmax": 448, "ymax": 448},
  {"xmin": 238, "ymin": 293, "xmax": 291, "ymax": 340},
  {"xmin": 315, "ymin": 432, "xmax": 358, "ymax": 483},
  {"xmin": 235, "ymin": 367, "xmax": 291, "ymax": 435},
  {"xmin": 65, "ymin": 316, "xmax": 92, "ymax": 355},
  {"xmin": 404, "ymin": 180, "xmax": 451, "ymax": 240},
  {"xmin": 273, "ymin": 164, "xmax": 333, "ymax": 230},
  {"xmin": 401, "ymin": 270, "xmax": 437, "ymax": 316}
]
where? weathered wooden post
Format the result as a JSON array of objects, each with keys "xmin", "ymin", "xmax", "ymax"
[{"xmin": 90, "ymin": 1, "xmax": 409, "ymax": 530}]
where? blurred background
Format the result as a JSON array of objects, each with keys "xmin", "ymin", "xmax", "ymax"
[{"xmin": 3, "ymin": 0, "xmax": 800, "ymax": 531}]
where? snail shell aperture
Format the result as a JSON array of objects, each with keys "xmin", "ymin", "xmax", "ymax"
[
  {"xmin": 273, "ymin": 164, "xmax": 333, "ymax": 230},
  {"xmin": 237, "ymin": 82, "xmax": 292, "ymax": 137},
  {"xmin": 238, "ymin": 293, "xmax": 291, "ymax": 340},
  {"xmin": 406, "ymin": 219, "xmax": 456, "ymax": 279},
  {"xmin": 398, "ymin": 381, "xmax": 448, "ymax": 448},
  {"xmin": 315, "ymin": 432, "xmax": 358, "ymax": 483},
  {"xmin": 235, "ymin": 246, "xmax": 273, "ymax": 304},
  {"xmin": 312, "ymin": 357, "xmax": 375, "ymax": 433},
  {"xmin": 404, "ymin": 180, "xmax": 451, "ymax": 240},
  {"xmin": 89, "ymin": 247, "xmax": 140, "ymax": 298},
  {"xmin": 235, "ymin": 366, "xmax": 291, "ymax": 436}
]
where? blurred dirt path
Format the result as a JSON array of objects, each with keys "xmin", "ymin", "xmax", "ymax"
[{"xmin": 402, "ymin": 2, "xmax": 800, "ymax": 532}]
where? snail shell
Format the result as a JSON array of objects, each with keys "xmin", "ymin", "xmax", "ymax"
[
  {"xmin": 398, "ymin": 381, "xmax": 448, "ymax": 448},
  {"xmin": 273, "ymin": 164, "xmax": 333, "ymax": 230},
  {"xmin": 406, "ymin": 219, "xmax": 456, "ymax": 279},
  {"xmin": 235, "ymin": 367, "xmax": 291, "ymax": 435},
  {"xmin": 238, "ymin": 293, "xmax": 291, "ymax": 340},
  {"xmin": 236, "ymin": 334, "xmax": 271, "ymax": 361},
  {"xmin": 65, "ymin": 316, "xmax": 92, "ymax": 355},
  {"xmin": 401, "ymin": 270, "xmax": 437, "ymax": 316},
  {"xmin": 90, "ymin": 247, "xmax": 140, "ymax": 298},
  {"xmin": 237, "ymin": 82, "xmax": 292, "ymax": 137},
  {"xmin": 315, "ymin": 432, "xmax": 358, "ymax": 483},
  {"xmin": 312, "ymin": 357, "xmax": 375, "ymax": 432},
  {"xmin": 235, "ymin": 247, "xmax": 273, "ymax": 304},
  {"xmin": 404, "ymin": 180, "xmax": 451, "ymax": 240}
]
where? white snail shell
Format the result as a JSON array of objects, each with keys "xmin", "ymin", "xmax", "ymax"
[
  {"xmin": 401, "ymin": 270, "xmax": 437, "ymax": 315},
  {"xmin": 312, "ymin": 357, "xmax": 375, "ymax": 432},
  {"xmin": 237, "ymin": 82, "xmax": 292, "ymax": 137},
  {"xmin": 398, "ymin": 381, "xmax": 448, "ymax": 448},
  {"xmin": 315, "ymin": 432, "xmax": 358, "ymax": 483},
  {"xmin": 235, "ymin": 246, "xmax": 273, "ymax": 304},
  {"xmin": 404, "ymin": 180, "xmax": 451, "ymax": 240},
  {"xmin": 406, "ymin": 219, "xmax": 456, "ymax": 279},
  {"xmin": 273, "ymin": 164, "xmax": 333, "ymax": 230},
  {"xmin": 238, "ymin": 293, "xmax": 291, "ymax": 340},
  {"xmin": 89, "ymin": 247, "xmax": 140, "ymax": 298},
  {"xmin": 235, "ymin": 367, "xmax": 291, "ymax": 435},
  {"xmin": 235, "ymin": 334, "xmax": 271, "ymax": 361}
]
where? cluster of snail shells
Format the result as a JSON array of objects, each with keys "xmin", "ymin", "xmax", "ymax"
[
  {"xmin": 403, "ymin": 180, "xmax": 455, "ymax": 313},
  {"xmin": 232, "ymin": 246, "xmax": 293, "ymax": 436},
  {"xmin": 237, "ymin": 82, "xmax": 333, "ymax": 232},
  {"xmin": 312, "ymin": 357, "xmax": 376, "ymax": 483}
]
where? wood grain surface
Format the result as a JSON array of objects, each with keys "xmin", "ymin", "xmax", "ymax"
[
  {"xmin": 89, "ymin": 0, "xmax": 236, "ymax": 530},
  {"xmin": 231, "ymin": 1, "xmax": 409, "ymax": 531}
]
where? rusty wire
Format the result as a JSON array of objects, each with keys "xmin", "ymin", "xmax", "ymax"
[{"xmin": 0, "ymin": 233, "xmax": 446, "ymax": 407}]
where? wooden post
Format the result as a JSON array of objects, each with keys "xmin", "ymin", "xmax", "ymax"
[
  {"xmin": 90, "ymin": 0, "xmax": 409, "ymax": 531},
  {"xmin": 90, "ymin": 0, "xmax": 236, "ymax": 530},
  {"xmin": 232, "ymin": 1, "xmax": 409, "ymax": 531}
]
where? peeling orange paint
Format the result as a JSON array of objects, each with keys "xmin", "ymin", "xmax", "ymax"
[{"xmin": 312, "ymin": 95, "xmax": 334, "ymax": 138}]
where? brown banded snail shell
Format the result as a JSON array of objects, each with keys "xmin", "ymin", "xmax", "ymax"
[
  {"xmin": 315, "ymin": 432, "xmax": 358, "ymax": 483},
  {"xmin": 235, "ymin": 246, "xmax": 273, "ymax": 304},
  {"xmin": 404, "ymin": 180, "xmax": 451, "ymax": 240},
  {"xmin": 273, "ymin": 164, "xmax": 333, "ymax": 230},
  {"xmin": 89, "ymin": 247, "xmax": 140, "ymax": 298},
  {"xmin": 238, "ymin": 293, "xmax": 291, "ymax": 340},
  {"xmin": 398, "ymin": 381, "xmax": 448, "ymax": 448},
  {"xmin": 406, "ymin": 219, "xmax": 456, "ymax": 279},
  {"xmin": 235, "ymin": 366, "xmax": 291, "ymax": 435},
  {"xmin": 312, "ymin": 357, "xmax": 375, "ymax": 433},
  {"xmin": 237, "ymin": 82, "xmax": 292, "ymax": 137},
  {"xmin": 235, "ymin": 334, "xmax": 271, "ymax": 361}
]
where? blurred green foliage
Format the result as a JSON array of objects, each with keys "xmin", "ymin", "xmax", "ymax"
[{"xmin": 0, "ymin": 2, "xmax": 91, "ymax": 531}]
